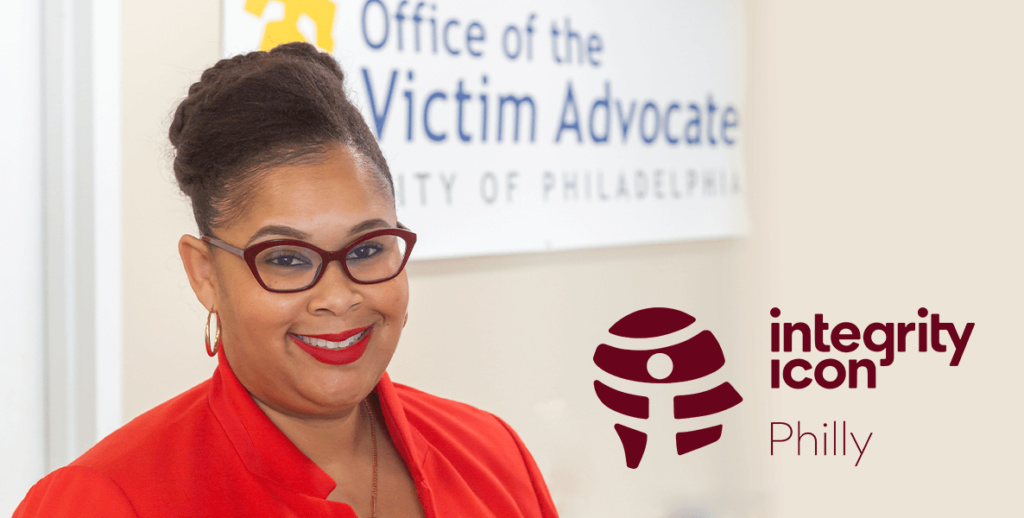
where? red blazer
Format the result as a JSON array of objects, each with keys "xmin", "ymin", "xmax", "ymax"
[{"xmin": 14, "ymin": 350, "xmax": 558, "ymax": 517}]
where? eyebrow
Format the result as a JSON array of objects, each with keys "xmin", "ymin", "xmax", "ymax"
[{"xmin": 245, "ymin": 219, "xmax": 392, "ymax": 247}]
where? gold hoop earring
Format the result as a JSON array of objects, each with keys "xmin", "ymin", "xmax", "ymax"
[{"xmin": 205, "ymin": 310, "xmax": 221, "ymax": 357}]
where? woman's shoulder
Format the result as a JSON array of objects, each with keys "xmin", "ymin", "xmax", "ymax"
[
  {"xmin": 14, "ymin": 379, "xmax": 218, "ymax": 517},
  {"xmin": 73, "ymin": 378, "xmax": 215, "ymax": 472},
  {"xmin": 13, "ymin": 465, "xmax": 140, "ymax": 517}
]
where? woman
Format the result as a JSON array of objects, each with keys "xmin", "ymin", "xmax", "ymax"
[{"xmin": 14, "ymin": 42, "xmax": 558, "ymax": 518}]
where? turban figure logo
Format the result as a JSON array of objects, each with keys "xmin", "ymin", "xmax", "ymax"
[
  {"xmin": 245, "ymin": 0, "xmax": 337, "ymax": 52},
  {"xmin": 593, "ymin": 307, "xmax": 743, "ymax": 469}
]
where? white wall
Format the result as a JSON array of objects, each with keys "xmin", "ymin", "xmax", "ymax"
[
  {"xmin": 41, "ymin": 0, "xmax": 123, "ymax": 471},
  {"xmin": 0, "ymin": 1, "xmax": 46, "ymax": 515},
  {"xmin": 3, "ymin": 2, "xmax": 122, "ymax": 514},
  {"xmin": 120, "ymin": 0, "xmax": 222, "ymax": 421}
]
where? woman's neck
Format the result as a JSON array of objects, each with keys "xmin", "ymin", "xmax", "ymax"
[{"xmin": 251, "ymin": 395, "xmax": 372, "ymax": 475}]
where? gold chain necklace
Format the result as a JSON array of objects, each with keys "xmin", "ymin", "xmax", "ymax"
[{"xmin": 362, "ymin": 399, "xmax": 378, "ymax": 518}]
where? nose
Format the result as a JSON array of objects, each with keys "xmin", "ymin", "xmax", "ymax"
[{"xmin": 307, "ymin": 259, "xmax": 361, "ymax": 315}]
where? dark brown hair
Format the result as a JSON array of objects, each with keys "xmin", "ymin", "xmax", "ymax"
[{"xmin": 169, "ymin": 42, "xmax": 393, "ymax": 237}]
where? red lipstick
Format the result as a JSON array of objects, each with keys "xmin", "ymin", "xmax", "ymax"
[{"xmin": 290, "ymin": 325, "xmax": 373, "ymax": 365}]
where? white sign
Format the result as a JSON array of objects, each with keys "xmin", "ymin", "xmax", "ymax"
[{"xmin": 224, "ymin": 0, "xmax": 747, "ymax": 260}]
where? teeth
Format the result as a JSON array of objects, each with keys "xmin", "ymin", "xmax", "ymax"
[{"xmin": 296, "ymin": 329, "xmax": 368, "ymax": 350}]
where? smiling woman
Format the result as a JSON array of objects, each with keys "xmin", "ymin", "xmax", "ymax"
[{"xmin": 13, "ymin": 42, "xmax": 557, "ymax": 518}]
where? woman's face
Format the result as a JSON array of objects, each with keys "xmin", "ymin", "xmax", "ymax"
[{"xmin": 200, "ymin": 144, "xmax": 407, "ymax": 418}]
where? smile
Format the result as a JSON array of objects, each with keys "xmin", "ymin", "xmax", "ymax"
[
  {"xmin": 294, "ymin": 328, "xmax": 370, "ymax": 350},
  {"xmin": 288, "ymin": 325, "xmax": 374, "ymax": 365}
]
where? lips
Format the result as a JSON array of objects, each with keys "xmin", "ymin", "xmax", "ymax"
[
  {"xmin": 302, "ymin": 326, "xmax": 372, "ymax": 343},
  {"xmin": 289, "ymin": 325, "xmax": 373, "ymax": 365}
]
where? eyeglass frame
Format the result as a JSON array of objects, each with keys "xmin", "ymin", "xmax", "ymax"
[{"xmin": 200, "ymin": 222, "xmax": 417, "ymax": 293}]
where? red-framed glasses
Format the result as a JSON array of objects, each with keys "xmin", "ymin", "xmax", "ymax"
[{"xmin": 201, "ymin": 223, "xmax": 417, "ymax": 293}]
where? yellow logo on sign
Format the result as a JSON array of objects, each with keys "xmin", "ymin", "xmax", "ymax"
[{"xmin": 245, "ymin": 0, "xmax": 336, "ymax": 52}]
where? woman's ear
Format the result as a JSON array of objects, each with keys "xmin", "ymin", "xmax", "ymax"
[{"xmin": 179, "ymin": 235, "xmax": 218, "ymax": 312}]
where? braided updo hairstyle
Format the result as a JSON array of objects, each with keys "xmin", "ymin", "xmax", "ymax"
[{"xmin": 169, "ymin": 42, "xmax": 394, "ymax": 237}]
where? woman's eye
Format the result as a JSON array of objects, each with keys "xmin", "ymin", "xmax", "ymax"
[
  {"xmin": 348, "ymin": 243, "xmax": 384, "ymax": 261},
  {"xmin": 265, "ymin": 252, "xmax": 312, "ymax": 268}
]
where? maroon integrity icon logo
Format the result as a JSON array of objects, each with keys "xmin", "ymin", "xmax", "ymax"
[{"xmin": 593, "ymin": 307, "xmax": 743, "ymax": 468}]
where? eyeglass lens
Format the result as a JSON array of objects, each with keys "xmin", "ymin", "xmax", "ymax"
[{"xmin": 253, "ymin": 234, "xmax": 409, "ymax": 290}]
